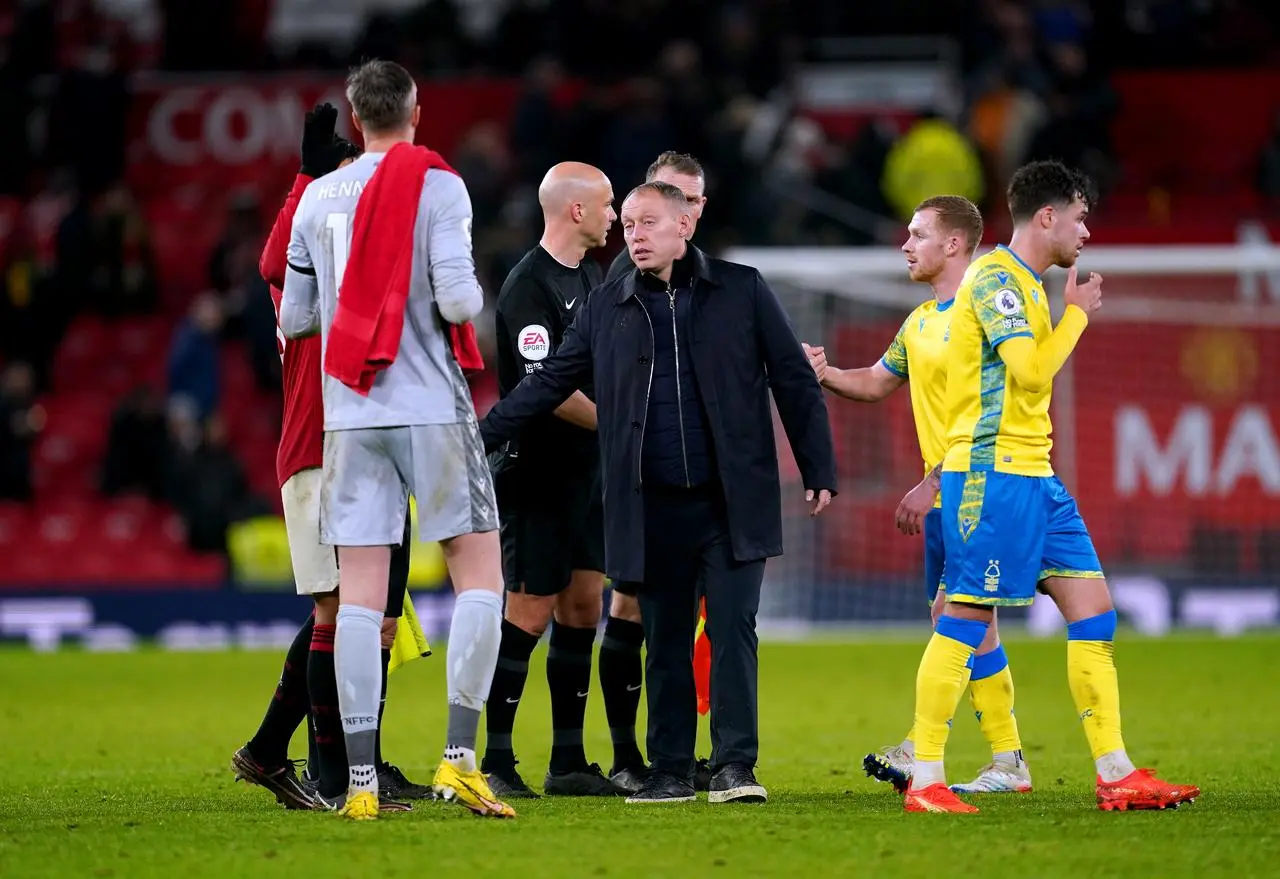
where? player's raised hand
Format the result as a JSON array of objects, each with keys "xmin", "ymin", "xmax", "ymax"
[
  {"xmin": 1064, "ymin": 265, "xmax": 1103, "ymax": 315},
  {"xmin": 805, "ymin": 488, "xmax": 832, "ymax": 517},
  {"xmin": 300, "ymin": 102, "xmax": 349, "ymax": 178},
  {"xmin": 802, "ymin": 342, "xmax": 827, "ymax": 382}
]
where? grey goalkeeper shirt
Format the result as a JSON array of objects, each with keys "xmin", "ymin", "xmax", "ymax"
[{"xmin": 279, "ymin": 151, "xmax": 484, "ymax": 431}]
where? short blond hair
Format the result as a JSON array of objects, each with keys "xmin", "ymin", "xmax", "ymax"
[
  {"xmin": 915, "ymin": 195, "xmax": 984, "ymax": 255},
  {"xmin": 625, "ymin": 181, "xmax": 691, "ymax": 214},
  {"xmin": 645, "ymin": 151, "xmax": 704, "ymax": 183}
]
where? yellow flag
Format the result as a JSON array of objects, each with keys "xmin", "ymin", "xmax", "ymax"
[{"xmin": 389, "ymin": 591, "xmax": 432, "ymax": 674}]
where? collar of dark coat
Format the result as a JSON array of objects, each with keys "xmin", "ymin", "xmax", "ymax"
[{"xmin": 615, "ymin": 244, "xmax": 720, "ymax": 304}]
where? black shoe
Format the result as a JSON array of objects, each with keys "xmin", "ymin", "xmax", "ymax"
[
  {"xmin": 708, "ymin": 763, "xmax": 767, "ymax": 804},
  {"xmin": 609, "ymin": 765, "xmax": 649, "ymax": 795},
  {"xmin": 231, "ymin": 746, "xmax": 317, "ymax": 810},
  {"xmin": 544, "ymin": 763, "xmax": 626, "ymax": 797},
  {"xmin": 482, "ymin": 760, "xmax": 541, "ymax": 799},
  {"xmin": 379, "ymin": 761, "xmax": 435, "ymax": 800},
  {"xmin": 694, "ymin": 757, "xmax": 713, "ymax": 792},
  {"xmin": 625, "ymin": 770, "xmax": 696, "ymax": 804}
]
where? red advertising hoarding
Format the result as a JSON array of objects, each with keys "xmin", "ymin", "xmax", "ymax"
[
  {"xmin": 125, "ymin": 76, "xmax": 542, "ymax": 299},
  {"xmin": 125, "ymin": 76, "xmax": 536, "ymax": 196},
  {"xmin": 1071, "ymin": 324, "xmax": 1280, "ymax": 571}
]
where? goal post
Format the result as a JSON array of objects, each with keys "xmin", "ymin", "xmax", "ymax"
[{"xmin": 727, "ymin": 242, "xmax": 1280, "ymax": 634}]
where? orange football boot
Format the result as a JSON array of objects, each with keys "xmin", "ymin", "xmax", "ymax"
[
  {"xmin": 1097, "ymin": 768, "xmax": 1200, "ymax": 811},
  {"xmin": 904, "ymin": 782, "xmax": 980, "ymax": 814}
]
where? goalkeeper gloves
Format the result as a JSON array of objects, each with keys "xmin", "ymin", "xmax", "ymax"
[{"xmin": 300, "ymin": 102, "xmax": 358, "ymax": 178}]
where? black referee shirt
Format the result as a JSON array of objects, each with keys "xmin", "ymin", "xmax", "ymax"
[{"xmin": 493, "ymin": 245, "xmax": 602, "ymax": 469}]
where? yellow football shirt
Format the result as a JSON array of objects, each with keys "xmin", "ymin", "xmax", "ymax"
[
  {"xmin": 942, "ymin": 245, "xmax": 1055, "ymax": 477},
  {"xmin": 880, "ymin": 297, "xmax": 954, "ymax": 487}
]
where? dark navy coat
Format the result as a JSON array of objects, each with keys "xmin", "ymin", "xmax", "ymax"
[{"xmin": 480, "ymin": 246, "xmax": 837, "ymax": 583}]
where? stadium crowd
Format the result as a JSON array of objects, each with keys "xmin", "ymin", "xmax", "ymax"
[{"xmin": 0, "ymin": 0, "xmax": 1277, "ymax": 559}]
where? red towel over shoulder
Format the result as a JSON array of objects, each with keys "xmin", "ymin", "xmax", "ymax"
[{"xmin": 323, "ymin": 142, "xmax": 484, "ymax": 396}]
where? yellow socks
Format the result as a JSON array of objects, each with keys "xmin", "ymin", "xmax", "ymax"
[
  {"xmin": 1066, "ymin": 610, "xmax": 1128, "ymax": 763},
  {"xmin": 968, "ymin": 644, "xmax": 1022, "ymax": 757},
  {"xmin": 912, "ymin": 617, "xmax": 987, "ymax": 765}
]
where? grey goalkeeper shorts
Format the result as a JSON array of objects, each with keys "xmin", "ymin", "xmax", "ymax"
[{"xmin": 320, "ymin": 422, "xmax": 498, "ymax": 547}]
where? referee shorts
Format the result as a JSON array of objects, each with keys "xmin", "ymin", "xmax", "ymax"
[{"xmin": 496, "ymin": 464, "xmax": 605, "ymax": 597}]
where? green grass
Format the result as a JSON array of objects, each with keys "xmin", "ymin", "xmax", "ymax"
[{"xmin": 1, "ymin": 634, "xmax": 1277, "ymax": 878}]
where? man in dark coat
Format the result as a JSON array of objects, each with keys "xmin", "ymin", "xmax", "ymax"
[{"xmin": 480, "ymin": 181, "xmax": 837, "ymax": 805}]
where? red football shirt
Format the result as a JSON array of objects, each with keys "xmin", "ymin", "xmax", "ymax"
[{"xmin": 261, "ymin": 174, "xmax": 323, "ymax": 488}]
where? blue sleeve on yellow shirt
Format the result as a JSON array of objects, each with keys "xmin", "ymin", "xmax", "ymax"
[
  {"xmin": 971, "ymin": 267, "xmax": 1034, "ymax": 349},
  {"xmin": 880, "ymin": 316, "xmax": 911, "ymax": 378}
]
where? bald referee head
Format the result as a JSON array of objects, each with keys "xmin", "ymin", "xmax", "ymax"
[{"xmin": 538, "ymin": 162, "xmax": 616, "ymax": 252}]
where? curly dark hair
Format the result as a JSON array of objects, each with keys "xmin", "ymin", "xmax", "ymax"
[{"xmin": 1007, "ymin": 161, "xmax": 1096, "ymax": 224}]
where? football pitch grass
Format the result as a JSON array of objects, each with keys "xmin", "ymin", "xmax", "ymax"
[{"xmin": 2, "ymin": 633, "xmax": 1277, "ymax": 878}]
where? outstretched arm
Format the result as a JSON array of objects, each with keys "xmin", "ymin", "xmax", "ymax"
[
  {"xmin": 805, "ymin": 312, "xmax": 911, "ymax": 402},
  {"xmin": 497, "ymin": 277, "xmax": 597, "ymax": 431},
  {"xmin": 820, "ymin": 362, "xmax": 907, "ymax": 401},
  {"xmin": 481, "ymin": 299, "xmax": 596, "ymax": 451}
]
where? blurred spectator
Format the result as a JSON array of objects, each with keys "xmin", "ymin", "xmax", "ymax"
[
  {"xmin": 1023, "ymin": 40, "xmax": 1119, "ymax": 188},
  {"xmin": 165, "ymin": 410, "xmax": 264, "ymax": 554},
  {"xmin": 508, "ymin": 57, "xmax": 566, "ymax": 188},
  {"xmin": 712, "ymin": 4, "xmax": 785, "ymax": 100},
  {"xmin": 1, "ymin": 175, "xmax": 75, "ymax": 389},
  {"xmin": 167, "ymin": 292, "xmax": 224, "ymax": 421},
  {"xmin": 0, "ymin": 31, "xmax": 36, "ymax": 197},
  {"xmin": 45, "ymin": 37, "xmax": 130, "ymax": 197},
  {"xmin": 817, "ymin": 118, "xmax": 900, "ymax": 244},
  {"xmin": 1032, "ymin": 0, "xmax": 1093, "ymax": 46},
  {"xmin": 488, "ymin": 1, "xmax": 554, "ymax": 74},
  {"xmin": 100, "ymin": 384, "xmax": 168, "ymax": 500},
  {"xmin": 89, "ymin": 183, "xmax": 158, "ymax": 317},
  {"xmin": 208, "ymin": 192, "xmax": 264, "ymax": 316},
  {"xmin": 599, "ymin": 77, "xmax": 680, "ymax": 194},
  {"xmin": 159, "ymin": 0, "xmax": 247, "ymax": 71},
  {"xmin": 559, "ymin": 81, "xmax": 615, "ymax": 175},
  {"xmin": 967, "ymin": 70, "xmax": 1047, "ymax": 203},
  {"xmin": 398, "ymin": 0, "xmax": 471, "ymax": 74},
  {"xmin": 0, "ymin": 361, "xmax": 44, "ymax": 502},
  {"xmin": 455, "ymin": 121, "xmax": 515, "ymax": 228},
  {"xmin": 241, "ymin": 272, "xmax": 281, "ymax": 394},
  {"xmin": 657, "ymin": 40, "xmax": 717, "ymax": 162},
  {"xmin": 881, "ymin": 114, "xmax": 985, "ymax": 223},
  {"xmin": 1257, "ymin": 110, "xmax": 1280, "ymax": 211}
]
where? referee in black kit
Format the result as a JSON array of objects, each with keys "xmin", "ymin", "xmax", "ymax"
[
  {"xmin": 481, "ymin": 181, "xmax": 837, "ymax": 805},
  {"xmin": 481, "ymin": 162, "xmax": 623, "ymax": 799}
]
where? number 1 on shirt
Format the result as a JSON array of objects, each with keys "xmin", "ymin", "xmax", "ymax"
[{"xmin": 326, "ymin": 212, "xmax": 350, "ymax": 300}]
